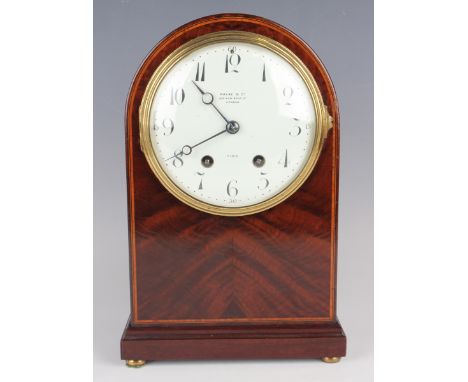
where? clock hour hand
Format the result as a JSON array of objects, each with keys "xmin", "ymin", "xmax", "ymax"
[{"xmin": 191, "ymin": 81, "xmax": 230, "ymax": 124}]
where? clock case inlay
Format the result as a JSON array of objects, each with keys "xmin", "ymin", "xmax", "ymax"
[{"xmin": 121, "ymin": 13, "xmax": 346, "ymax": 362}]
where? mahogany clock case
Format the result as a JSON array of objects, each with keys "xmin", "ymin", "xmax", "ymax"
[{"xmin": 121, "ymin": 13, "xmax": 346, "ymax": 361}]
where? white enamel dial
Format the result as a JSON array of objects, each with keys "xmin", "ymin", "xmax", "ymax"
[{"xmin": 149, "ymin": 41, "xmax": 317, "ymax": 209}]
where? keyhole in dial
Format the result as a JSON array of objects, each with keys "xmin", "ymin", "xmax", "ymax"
[
  {"xmin": 253, "ymin": 155, "xmax": 265, "ymax": 168},
  {"xmin": 201, "ymin": 155, "xmax": 214, "ymax": 168}
]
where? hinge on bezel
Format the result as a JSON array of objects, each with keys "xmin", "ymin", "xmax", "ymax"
[{"xmin": 323, "ymin": 105, "xmax": 333, "ymax": 137}]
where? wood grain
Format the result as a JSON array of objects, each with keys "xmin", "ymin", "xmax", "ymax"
[
  {"xmin": 121, "ymin": 319, "xmax": 346, "ymax": 360},
  {"xmin": 121, "ymin": 13, "xmax": 345, "ymax": 361}
]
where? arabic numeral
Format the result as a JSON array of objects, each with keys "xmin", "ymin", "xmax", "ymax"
[
  {"xmin": 172, "ymin": 150, "xmax": 183, "ymax": 167},
  {"xmin": 283, "ymin": 87, "xmax": 294, "ymax": 105},
  {"xmin": 226, "ymin": 180, "xmax": 239, "ymax": 197},
  {"xmin": 289, "ymin": 118, "xmax": 302, "ymax": 136},
  {"xmin": 170, "ymin": 87, "xmax": 185, "ymax": 105},
  {"xmin": 278, "ymin": 149, "xmax": 288, "ymax": 168},
  {"xmin": 162, "ymin": 118, "xmax": 175, "ymax": 136},
  {"xmin": 154, "ymin": 118, "xmax": 175, "ymax": 136},
  {"xmin": 225, "ymin": 47, "xmax": 241, "ymax": 73},
  {"xmin": 195, "ymin": 62, "xmax": 205, "ymax": 81},
  {"xmin": 196, "ymin": 171, "xmax": 205, "ymax": 190},
  {"xmin": 258, "ymin": 172, "xmax": 269, "ymax": 190}
]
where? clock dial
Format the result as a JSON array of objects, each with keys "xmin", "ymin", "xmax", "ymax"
[{"xmin": 148, "ymin": 41, "xmax": 317, "ymax": 209}]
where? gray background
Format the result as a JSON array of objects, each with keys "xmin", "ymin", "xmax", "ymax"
[{"xmin": 94, "ymin": 0, "xmax": 373, "ymax": 381}]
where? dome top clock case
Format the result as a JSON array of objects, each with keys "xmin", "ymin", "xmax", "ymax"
[{"xmin": 121, "ymin": 13, "xmax": 346, "ymax": 366}]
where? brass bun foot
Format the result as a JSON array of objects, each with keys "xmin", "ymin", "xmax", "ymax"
[
  {"xmin": 126, "ymin": 359, "xmax": 146, "ymax": 368},
  {"xmin": 322, "ymin": 356, "xmax": 341, "ymax": 363}
]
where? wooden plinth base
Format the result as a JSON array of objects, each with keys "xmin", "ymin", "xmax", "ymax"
[{"xmin": 121, "ymin": 317, "xmax": 346, "ymax": 362}]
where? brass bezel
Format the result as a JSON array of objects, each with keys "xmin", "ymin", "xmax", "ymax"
[{"xmin": 139, "ymin": 31, "xmax": 332, "ymax": 216}]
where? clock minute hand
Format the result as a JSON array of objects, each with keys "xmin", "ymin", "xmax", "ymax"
[
  {"xmin": 191, "ymin": 128, "xmax": 228, "ymax": 150},
  {"xmin": 191, "ymin": 81, "xmax": 230, "ymax": 124},
  {"xmin": 165, "ymin": 129, "xmax": 227, "ymax": 161}
]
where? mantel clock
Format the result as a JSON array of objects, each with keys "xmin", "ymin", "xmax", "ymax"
[{"xmin": 121, "ymin": 13, "xmax": 346, "ymax": 366}]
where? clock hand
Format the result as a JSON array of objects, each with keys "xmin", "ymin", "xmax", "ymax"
[
  {"xmin": 165, "ymin": 129, "xmax": 227, "ymax": 161},
  {"xmin": 191, "ymin": 81, "xmax": 230, "ymax": 124},
  {"xmin": 165, "ymin": 83, "xmax": 241, "ymax": 162}
]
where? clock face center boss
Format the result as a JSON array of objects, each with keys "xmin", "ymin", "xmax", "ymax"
[{"xmin": 123, "ymin": 14, "xmax": 345, "ymax": 363}]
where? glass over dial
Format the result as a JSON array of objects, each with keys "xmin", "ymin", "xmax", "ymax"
[{"xmin": 148, "ymin": 40, "xmax": 318, "ymax": 210}]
